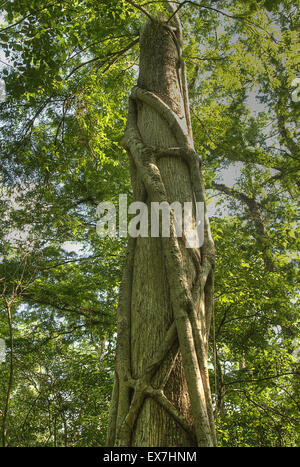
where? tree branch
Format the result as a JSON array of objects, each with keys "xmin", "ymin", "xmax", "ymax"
[{"xmin": 125, "ymin": 0, "xmax": 155, "ymax": 21}]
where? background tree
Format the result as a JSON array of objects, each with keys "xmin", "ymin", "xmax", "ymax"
[{"xmin": 107, "ymin": 3, "xmax": 216, "ymax": 447}]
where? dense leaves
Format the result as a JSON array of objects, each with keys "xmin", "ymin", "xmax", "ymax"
[{"xmin": 0, "ymin": 0, "xmax": 299, "ymax": 446}]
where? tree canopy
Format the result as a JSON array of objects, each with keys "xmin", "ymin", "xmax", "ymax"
[{"xmin": 0, "ymin": 0, "xmax": 299, "ymax": 447}]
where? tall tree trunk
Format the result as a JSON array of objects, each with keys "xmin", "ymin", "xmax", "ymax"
[
  {"xmin": 107, "ymin": 4, "xmax": 216, "ymax": 447},
  {"xmin": 2, "ymin": 300, "xmax": 14, "ymax": 447}
]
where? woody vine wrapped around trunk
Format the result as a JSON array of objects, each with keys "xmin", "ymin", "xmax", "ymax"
[{"xmin": 107, "ymin": 3, "xmax": 216, "ymax": 447}]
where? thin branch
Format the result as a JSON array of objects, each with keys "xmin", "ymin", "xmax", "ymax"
[
  {"xmin": 64, "ymin": 38, "xmax": 139, "ymax": 81},
  {"xmin": 212, "ymin": 181, "xmax": 254, "ymax": 206},
  {"xmin": 0, "ymin": 2, "xmax": 58, "ymax": 33},
  {"xmin": 66, "ymin": 35, "xmax": 132, "ymax": 63},
  {"xmin": 38, "ymin": 254, "xmax": 104, "ymax": 271},
  {"xmin": 125, "ymin": 0, "xmax": 155, "ymax": 21},
  {"xmin": 226, "ymin": 372, "xmax": 295, "ymax": 387},
  {"xmin": 167, "ymin": 1, "xmax": 187, "ymax": 24},
  {"xmin": 186, "ymin": 54, "xmax": 227, "ymax": 62},
  {"xmin": 179, "ymin": 1, "xmax": 279, "ymax": 43},
  {"xmin": 0, "ymin": 58, "xmax": 16, "ymax": 70},
  {"xmin": 183, "ymin": 1, "xmax": 245, "ymax": 21},
  {"xmin": 0, "ymin": 14, "xmax": 31, "ymax": 33},
  {"xmin": 234, "ymin": 389, "xmax": 298, "ymax": 423}
]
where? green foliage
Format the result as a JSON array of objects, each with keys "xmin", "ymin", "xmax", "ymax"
[{"xmin": 0, "ymin": 0, "xmax": 299, "ymax": 447}]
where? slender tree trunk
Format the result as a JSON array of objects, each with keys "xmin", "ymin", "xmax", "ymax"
[
  {"xmin": 107, "ymin": 4, "xmax": 216, "ymax": 447},
  {"xmin": 212, "ymin": 182, "xmax": 276, "ymax": 272},
  {"xmin": 1, "ymin": 300, "xmax": 14, "ymax": 447}
]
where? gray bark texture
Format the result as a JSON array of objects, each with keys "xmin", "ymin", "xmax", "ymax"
[{"xmin": 107, "ymin": 4, "xmax": 216, "ymax": 447}]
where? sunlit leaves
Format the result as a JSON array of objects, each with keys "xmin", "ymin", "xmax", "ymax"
[{"xmin": 0, "ymin": 0, "xmax": 299, "ymax": 447}]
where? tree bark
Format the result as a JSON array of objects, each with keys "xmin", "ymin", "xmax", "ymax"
[{"xmin": 107, "ymin": 4, "xmax": 216, "ymax": 447}]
